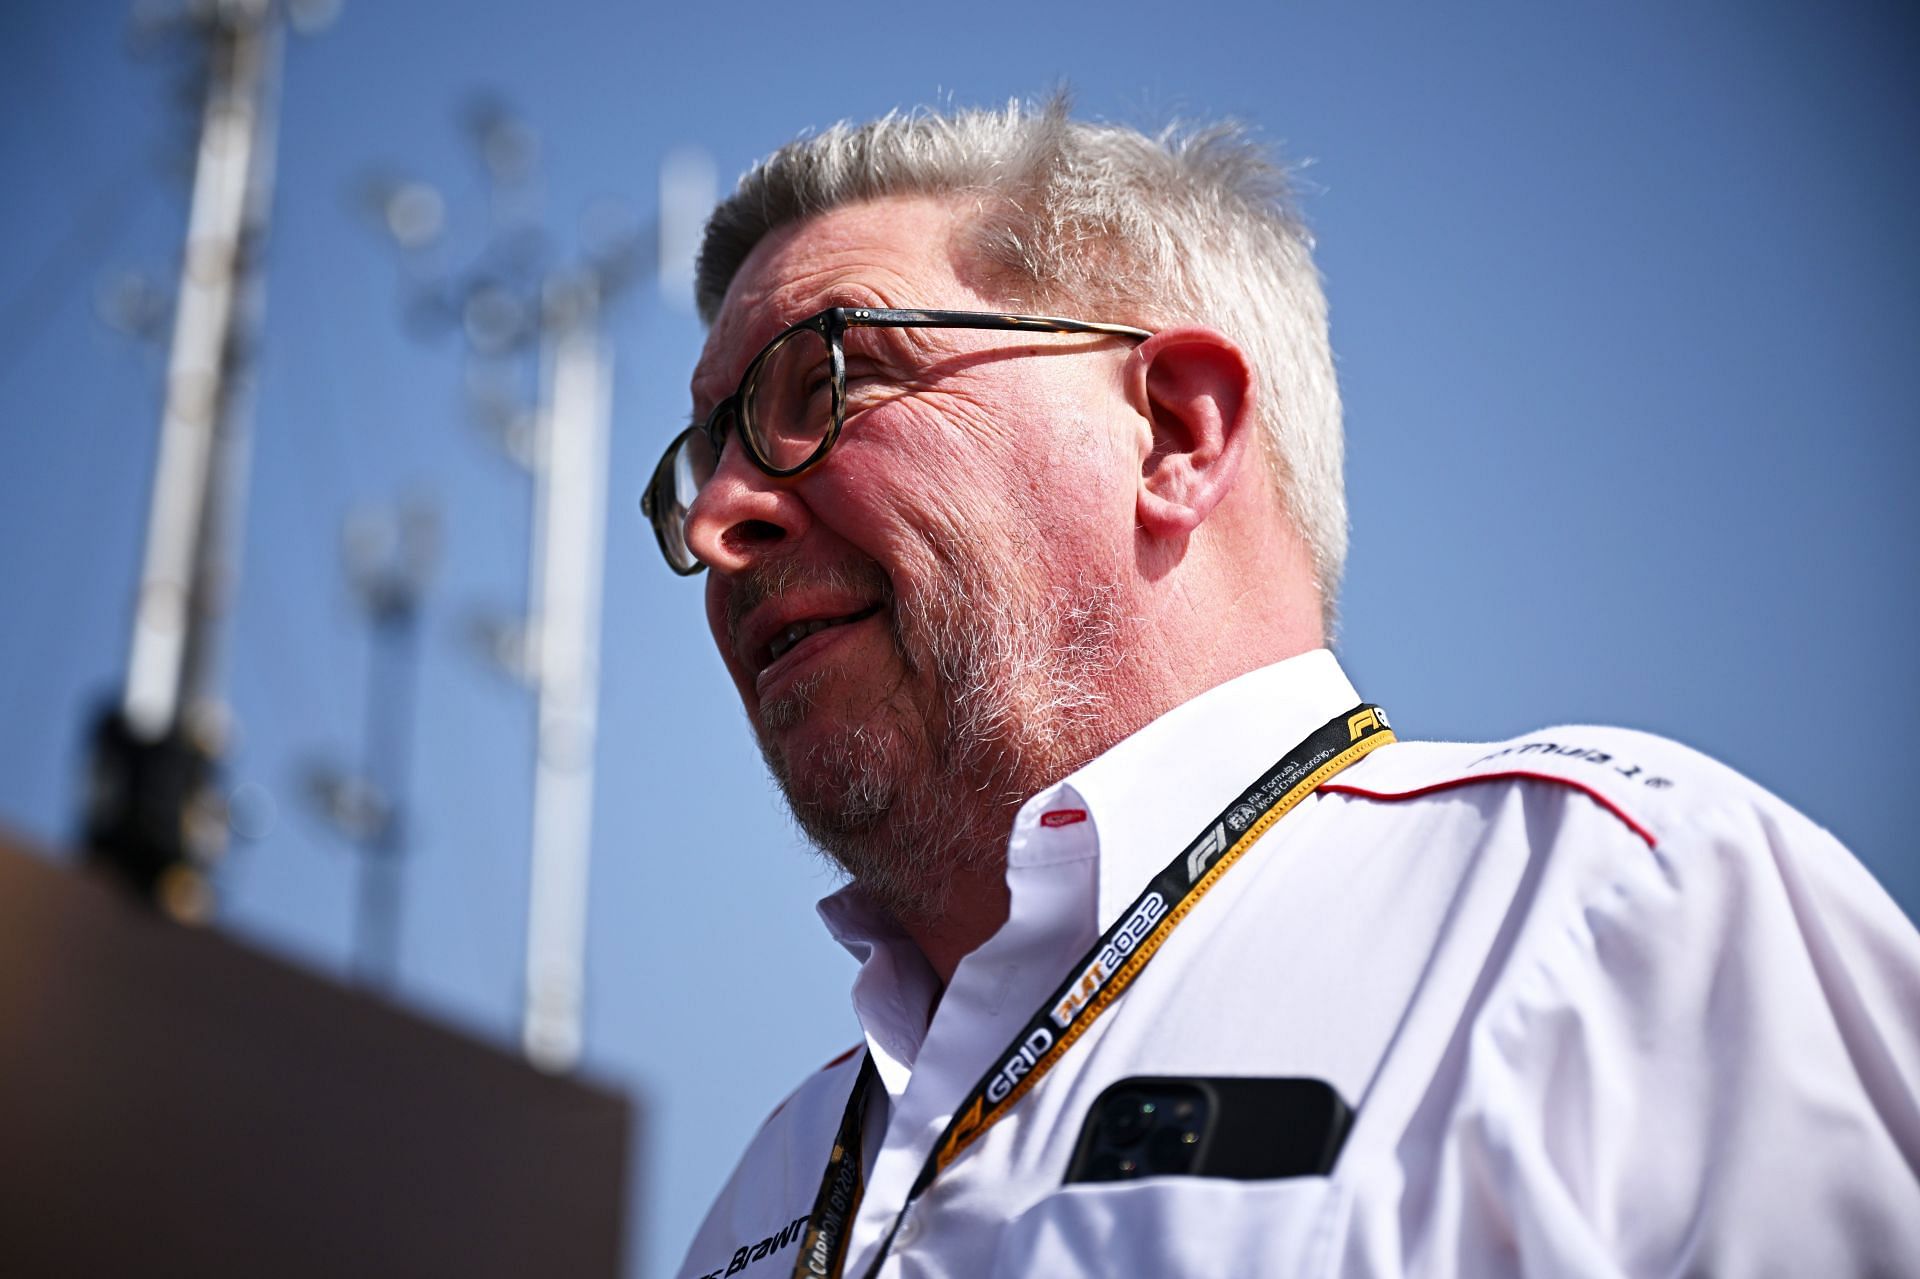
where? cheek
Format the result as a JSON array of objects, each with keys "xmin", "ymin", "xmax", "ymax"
[
  {"xmin": 705, "ymin": 578, "xmax": 749, "ymax": 690},
  {"xmin": 951, "ymin": 383, "xmax": 1131, "ymax": 556},
  {"xmin": 805, "ymin": 371, "xmax": 1130, "ymax": 577},
  {"xmin": 805, "ymin": 406, "xmax": 975, "ymax": 548}
]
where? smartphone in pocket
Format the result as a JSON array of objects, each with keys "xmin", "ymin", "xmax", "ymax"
[{"xmin": 1062, "ymin": 1076, "xmax": 1353, "ymax": 1185}]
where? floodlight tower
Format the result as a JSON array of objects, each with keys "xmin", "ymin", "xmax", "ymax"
[
  {"xmin": 83, "ymin": 0, "xmax": 318, "ymax": 919},
  {"xmin": 368, "ymin": 111, "xmax": 713, "ymax": 1070},
  {"xmin": 518, "ymin": 268, "xmax": 613, "ymax": 1072},
  {"xmin": 304, "ymin": 499, "xmax": 439, "ymax": 989}
]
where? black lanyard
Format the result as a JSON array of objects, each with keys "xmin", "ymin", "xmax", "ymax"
[{"xmin": 791, "ymin": 702, "xmax": 1395, "ymax": 1279}]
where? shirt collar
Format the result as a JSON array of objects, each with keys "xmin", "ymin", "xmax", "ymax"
[
  {"xmin": 817, "ymin": 886, "xmax": 941, "ymax": 1086},
  {"xmin": 1016, "ymin": 647, "xmax": 1361, "ymax": 933},
  {"xmin": 816, "ymin": 649, "xmax": 1360, "ymax": 1091},
  {"xmin": 818, "ymin": 647, "xmax": 1359, "ymax": 966}
]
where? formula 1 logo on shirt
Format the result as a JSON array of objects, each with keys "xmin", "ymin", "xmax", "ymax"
[{"xmin": 1471, "ymin": 739, "xmax": 1673, "ymax": 789}]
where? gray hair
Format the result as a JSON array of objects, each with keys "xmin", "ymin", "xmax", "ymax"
[{"xmin": 695, "ymin": 97, "xmax": 1347, "ymax": 621}]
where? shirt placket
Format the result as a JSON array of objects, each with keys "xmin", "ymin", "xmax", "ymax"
[{"xmin": 843, "ymin": 785, "xmax": 1101, "ymax": 1276}]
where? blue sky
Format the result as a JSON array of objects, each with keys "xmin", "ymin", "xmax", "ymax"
[{"xmin": 2, "ymin": 3, "xmax": 1915, "ymax": 1275}]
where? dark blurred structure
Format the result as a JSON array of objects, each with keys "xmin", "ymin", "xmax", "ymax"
[
  {"xmin": 0, "ymin": 829, "xmax": 633, "ymax": 1278},
  {"xmin": 81, "ymin": 704, "xmax": 224, "ymax": 918}
]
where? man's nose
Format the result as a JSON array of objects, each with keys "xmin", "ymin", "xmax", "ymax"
[{"xmin": 681, "ymin": 440, "xmax": 812, "ymax": 574}]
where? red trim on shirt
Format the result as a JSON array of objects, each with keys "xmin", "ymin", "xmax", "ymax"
[
  {"xmin": 1319, "ymin": 769, "xmax": 1658, "ymax": 848},
  {"xmin": 762, "ymin": 1045, "xmax": 863, "ymax": 1128}
]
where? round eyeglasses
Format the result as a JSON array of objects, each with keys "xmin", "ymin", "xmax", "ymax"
[{"xmin": 642, "ymin": 306, "xmax": 1152, "ymax": 575}]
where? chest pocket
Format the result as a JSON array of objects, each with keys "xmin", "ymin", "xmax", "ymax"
[{"xmin": 989, "ymin": 1175, "xmax": 1347, "ymax": 1278}]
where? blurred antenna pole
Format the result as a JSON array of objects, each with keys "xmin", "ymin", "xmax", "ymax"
[
  {"xmin": 520, "ymin": 149, "xmax": 712, "ymax": 1071},
  {"xmin": 365, "ymin": 104, "xmax": 712, "ymax": 1069},
  {"xmin": 85, "ymin": 0, "xmax": 300, "ymax": 920},
  {"xmin": 307, "ymin": 499, "xmax": 439, "ymax": 989},
  {"xmin": 521, "ymin": 278, "xmax": 610, "ymax": 1071},
  {"xmin": 656, "ymin": 147, "xmax": 715, "ymax": 311}
]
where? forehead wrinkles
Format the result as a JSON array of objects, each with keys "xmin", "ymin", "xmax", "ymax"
[
  {"xmin": 690, "ymin": 200, "xmax": 994, "ymax": 409},
  {"xmin": 689, "ymin": 276, "xmax": 878, "ymax": 412}
]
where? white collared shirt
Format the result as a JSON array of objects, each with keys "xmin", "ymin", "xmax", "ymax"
[{"xmin": 678, "ymin": 649, "xmax": 1920, "ymax": 1278}]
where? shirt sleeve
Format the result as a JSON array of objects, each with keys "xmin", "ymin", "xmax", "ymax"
[{"xmin": 1401, "ymin": 786, "xmax": 1920, "ymax": 1278}]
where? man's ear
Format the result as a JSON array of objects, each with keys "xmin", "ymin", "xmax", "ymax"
[{"xmin": 1128, "ymin": 326, "xmax": 1255, "ymax": 538}]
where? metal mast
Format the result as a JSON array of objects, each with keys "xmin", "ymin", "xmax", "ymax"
[
  {"xmin": 522, "ymin": 148, "xmax": 713, "ymax": 1071},
  {"xmin": 367, "ymin": 117, "xmax": 712, "ymax": 1069},
  {"xmin": 520, "ymin": 274, "xmax": 613, "ymax": 1071},
  {"xmin": 86, "ymin": 0, "xmax": 286, "ymax": 918},
  {"xmin": 305, "ymin": 500, "xmax": 439, "ymax": 990}
]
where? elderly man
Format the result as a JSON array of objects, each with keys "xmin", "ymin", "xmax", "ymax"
[{"xmin": 646, "ymin": 102, "xmax": 1920, "ymax": 1279}]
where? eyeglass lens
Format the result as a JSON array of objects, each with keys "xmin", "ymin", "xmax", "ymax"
[
  {"xmin": 745, "ymin": 325, "xmax": 836, "ymax": 472},
  {"xmin": 656, "ymin": 425, "xmax": 716, "ymax": 571},
  {"xmin": 654, "ymin": 324, "xmax": 837, "ymax": 572}
]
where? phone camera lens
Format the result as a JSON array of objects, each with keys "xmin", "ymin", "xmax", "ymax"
[
  {"xmin": 1103, "ymin": 1094, "xmax": 1157, "ymax": 1147},
  {"xmin": 1085, "ymin": 1151, "xmax": 1140, "ymax": 1182},
  {"xmin": 1149, "ymin": 1124, "xmax": 1203, "ymax": 1173}
]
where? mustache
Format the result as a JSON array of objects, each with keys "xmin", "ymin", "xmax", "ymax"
[{"xmin": 724, "ymin": 556, "xmax": 894, "ymax": 650}]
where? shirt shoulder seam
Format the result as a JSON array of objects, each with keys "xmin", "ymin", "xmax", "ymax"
[{"xmin": 1320, "ymin": 769, "xmax": 1658, "ymax": 848}]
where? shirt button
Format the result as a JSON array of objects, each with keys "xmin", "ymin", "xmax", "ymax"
[{"xmin": 895, "ymin": 1212, "xmax": 923, "ymax": 1248}]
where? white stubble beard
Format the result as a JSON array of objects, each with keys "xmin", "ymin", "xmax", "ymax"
[{"xmin": 750, "ymin": 544, "xmax": 1129, "ymax": 929}]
